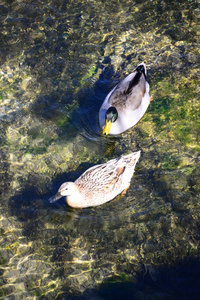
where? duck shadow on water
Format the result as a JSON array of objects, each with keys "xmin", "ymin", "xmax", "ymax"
[
  {"xmin": 9, "ymin": 151, "xmax": 134, "ymax": 237},
  {"xmin": 30, "ymin": 62, "xmax": 117, "ymax": 144},
  {"xmin": 62, "ymin": 60, "xmax": 151, "ymax": 151},
  {"xmin": 7, "ymin": 163, "xmax": 94, "ymax": 238},
  {"xmin": 7, "ymin": 159, "xmax": 119, "ymax": 239}
]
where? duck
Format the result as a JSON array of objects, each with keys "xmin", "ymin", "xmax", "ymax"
[
  {"xmin": 99, "ymin": 62, "xmax": 151, "ymax": 135},
  {"xmin": 49, "ymin": 151, "xmax": 141, "ymax": 208}
]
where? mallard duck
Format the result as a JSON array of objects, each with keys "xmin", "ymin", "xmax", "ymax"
[
  {"xmin": 99, "ymin": 62, "xmax": 151, "ymax": 135},
  {"xmin": 49, "ymin": 151, "xmax": 140, "ymax": 208}
]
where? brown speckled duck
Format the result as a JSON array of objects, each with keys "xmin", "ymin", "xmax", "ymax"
[{"xmin": 49, "ymin": 151, "xmax": 140, "ymax": 208}]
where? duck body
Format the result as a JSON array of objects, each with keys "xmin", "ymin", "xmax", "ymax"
[
  {"xmin": 49, "ymin": 151, "xmax": 140, "ymax": 208},
  {"xmin": 99, "ymin": 63, "xmax": 150, "ymax": 135}
]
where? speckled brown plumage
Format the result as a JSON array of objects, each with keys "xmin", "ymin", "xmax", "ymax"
[{"xmin": 49, "ymin": 151, "xmax": 141, "ymax": 208}]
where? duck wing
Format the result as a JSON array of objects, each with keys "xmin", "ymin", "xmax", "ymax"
[
  {"xmin": 108, "ymin": 71, "xmax": 147, "ymax": 111},
  {"xmin": 75, "ymin": 157, "xmax": 127, "ymax": 196}
]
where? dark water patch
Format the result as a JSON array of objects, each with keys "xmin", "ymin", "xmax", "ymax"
[
  {"xmin": 54, "ymin": 258, "xmax": 200, "ymax": 299},
  {"xmin": 97, "ymin": 258, "xmax": 200, "ymax": 300}
]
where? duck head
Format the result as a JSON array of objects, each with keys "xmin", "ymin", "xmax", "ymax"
[
  {"xmin": 102, "ymin": 106, "xmax": 118, "ymax": 135},
  {"xmin": 135, "ymin": 63, "xmax": 147, "ymax": 79},
  {"xmin": 49, "ymin": 182, "xmax": 74, "ymax": 203}
]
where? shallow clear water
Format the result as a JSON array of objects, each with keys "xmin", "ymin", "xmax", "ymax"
[{"xmin": 0, "ymin": 0, "xmax": 199, "ymax": 299}]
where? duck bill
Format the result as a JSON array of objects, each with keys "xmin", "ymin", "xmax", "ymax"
[
  {"xmin": 102, "ymin": 120, "xmax": 112, "ymax": 135},
  {"xmin": 49, "ymin": 192, "xmax": 62, "ymax": 203},
  {"xmin": 134, "ymin": 150, "xmax": 141, "ymax": 162}
]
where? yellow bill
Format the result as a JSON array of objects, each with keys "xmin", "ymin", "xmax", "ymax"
[{"xmin": 102, "ymin": 119, "xmax": 112, "ymax": 135}]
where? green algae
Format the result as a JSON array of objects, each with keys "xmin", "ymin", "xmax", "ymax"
[
  {"xmin": 80, "ymin": 65, "xmax": 97, "ymax": 86},
  {"xmin": 142, "ymin": 73, "xmax": 199, "ymax": 153},
  {"xmin": 103, "ymin": 273, "xmax": 131, "ymax": 284}
]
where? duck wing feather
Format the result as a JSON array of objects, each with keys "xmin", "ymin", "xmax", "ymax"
[
  {"xmin": 108, "ymin": 72, "xmax": 146, "ymax": 111},
  {"xmin": 75, "ymin": 157, "xmax": 126, "ymax": 197}
]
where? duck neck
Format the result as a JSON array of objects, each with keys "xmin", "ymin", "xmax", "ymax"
[{"xmin": 65, "ymin": 185, "xmax": 85, "ymax": 208}]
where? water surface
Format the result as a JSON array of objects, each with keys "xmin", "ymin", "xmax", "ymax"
[{"xmin": 0, "ymin": 0, "xmax": 199, "ymax": 299}]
